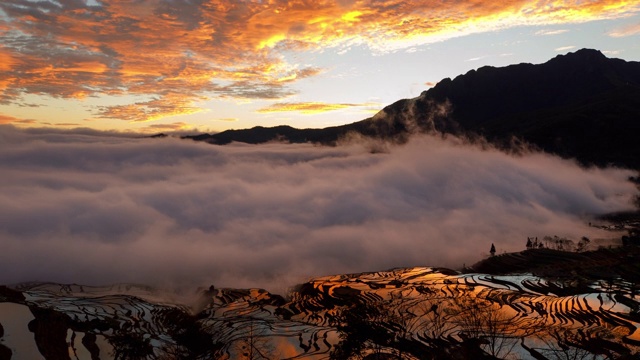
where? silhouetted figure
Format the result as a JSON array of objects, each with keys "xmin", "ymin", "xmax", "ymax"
[
  {"xmin": 526, "ymin": 238, "xmax": 533, "ymax": 250},
  {"xmin": 490, "ymin": 243, "xmax": 496, "ymax": 257}
]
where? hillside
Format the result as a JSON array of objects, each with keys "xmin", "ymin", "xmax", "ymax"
[{"xmin": 187, "ymin": 49, "xmax": 640, "ymax": 168}]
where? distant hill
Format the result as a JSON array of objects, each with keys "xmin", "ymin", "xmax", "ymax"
[
  {"xmin": 469, "ymin": 246, "xmax": 640, "ymax": 285},
  {"xmin": 186, "ymin": 49, "xmax": 640, "ymax": 168}
]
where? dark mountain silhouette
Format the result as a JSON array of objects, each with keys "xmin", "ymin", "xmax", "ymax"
[
  {"xmin": 410, "ymin": 48, "xmax": 640, "ymax": 168},
  {"xmin": 186, "ymin": 49, "xmax": 640, "ymax": 168}
]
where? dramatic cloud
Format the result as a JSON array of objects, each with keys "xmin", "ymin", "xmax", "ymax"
[
  {"xmin": 256, "ymin": 101, "xmax": 379, "ymax": 114},
  {"xmin": 0, "ymin": 125, "xmax": 636, "ymax": 293},
  {"xmin": 0, "ymin": 0, "xmax": 638, "ymax": 122}
]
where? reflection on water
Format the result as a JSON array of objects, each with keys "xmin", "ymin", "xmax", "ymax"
[
  {"xmin": 1, "ymin": 264, "xmax": 639, "ymax": 359},
  {"xmin": 0, "ymin": 303, "xmax": 44, "ymax": 360}
]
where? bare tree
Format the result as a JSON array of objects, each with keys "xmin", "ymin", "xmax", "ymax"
[
  {"xmin": 109, "ymin": 332, "xmax": 154, "ymax": 360},
  {"xmin": 404, "ymin": 297, "xmax": 458, "ymax": 341},
  {"xmin": 532, "ymin": 327, "xmax": 598, "ymax": 360},
  {"xmin": 231, "ymin": 318, "xmax": 280, "ymax": 360},
  {"xmin": 452, "ymin": 296, "xmax": 520, "ymax": 359},
  {"xmin": 330, "ymin": 300, "xmax": 396, "ymax": 360},
  {"xmin": 576, "ymin": 237, "xmax": 591, "ymax": 252}
]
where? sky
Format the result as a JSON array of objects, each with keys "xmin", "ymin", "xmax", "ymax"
[
  {"xmin": 0, "ymin": 126, "xmax": 637, "ymax": 292},
  {"xmin": 1, "ymin": 0, "xmax": 640, "ymax": 134}
]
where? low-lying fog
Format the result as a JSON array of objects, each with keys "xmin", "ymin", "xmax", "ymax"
[{"xmin": 0, "ymin": 125, "xmax": 637, "ymax": 293}]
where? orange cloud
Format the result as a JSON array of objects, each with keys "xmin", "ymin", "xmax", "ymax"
[
  {"xmin": 0, "ymin": 0, "xmax": 638, "ymax": 121},
  {"xmin": 0, "ymin": 114, "xmax": 37, "ymax": 125},
  {"xmin": 609, "ymin": 22, "xmax": 640, "ymax": 37},
  {"xmin": 0, "ymin": 114, "xmax": 21, "ymax": 124},
  {"xmin": 0, "ymin": 48, "xmax": 17, "ymax": 71},
  {"xmin": 257, "ymin": 101, "xmax": 378, "ymax": 114},
  {"xmin": 97, "ymin": 93, "xmax": 206, "ymax": 122}
]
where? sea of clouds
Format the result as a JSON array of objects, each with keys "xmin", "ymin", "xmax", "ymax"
[{"xmin": 0, "ymin": 125, "xmax": 637, "ymax": 294}]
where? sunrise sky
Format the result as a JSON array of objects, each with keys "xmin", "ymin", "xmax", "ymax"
[{"xmin": 1, "ymin": 0, "xmax": 639, "ymax": 134}]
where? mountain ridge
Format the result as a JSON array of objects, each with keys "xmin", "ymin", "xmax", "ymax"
[{"xmin": 186, "ymin": 49, "xmax": 640, "ymax": 168}]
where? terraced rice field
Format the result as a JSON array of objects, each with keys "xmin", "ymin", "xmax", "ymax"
[{"xmin": 1, "ymin": 247, "xmax": 640, "ymax": 359}]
